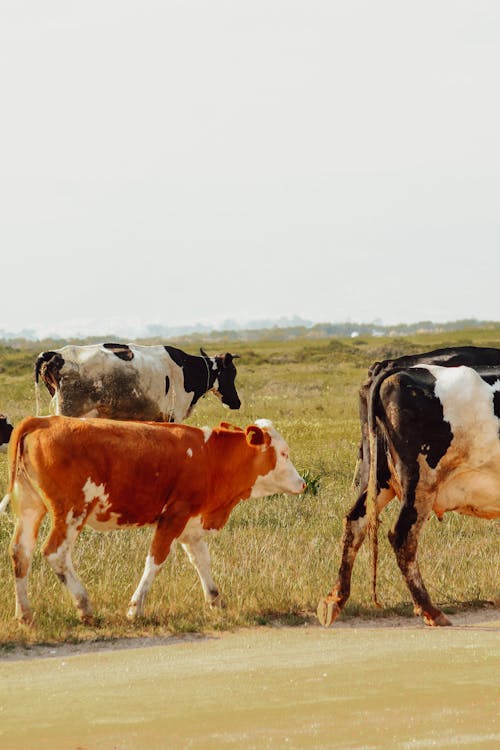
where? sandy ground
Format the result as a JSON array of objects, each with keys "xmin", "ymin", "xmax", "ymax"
[{"xmin": 0, "ymin": 609, "xmax": 499, "ymax": 750}]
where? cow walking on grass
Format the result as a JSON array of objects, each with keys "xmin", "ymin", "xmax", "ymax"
[
  {"xmin": 35, "ymin": 342, "xmax": 241, "ymax": 422},
  {"xmin": 1, "ymin": 416, "xmax": 305, "ymax": 624},
  {"xmin": 318, "ymin": 356, "xmax": 500, "ymax": 628}
]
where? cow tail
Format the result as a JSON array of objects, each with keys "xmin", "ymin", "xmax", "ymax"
[
  {"xmin": 35, "ymin": 381, "xmax": 41, "ymax": 417},
  {"xmin": 0, "ymin": 419, "xmax": 37, "ymax": 514},
  {"xmin": 0, "ymin": 422, "xmax": 24, "ymax": 513},
  {"xmin": 34, "ymin": 354, "xmax": 44, "ymax": 416},
  {"xmin": 366, "ymin": 373, "xmax": 383, "ymax": 609}
]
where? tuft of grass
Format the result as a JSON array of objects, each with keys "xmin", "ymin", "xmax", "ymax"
[{"xmin": 300, "ymin": 469, "xmax": 322, "ymax": 496}]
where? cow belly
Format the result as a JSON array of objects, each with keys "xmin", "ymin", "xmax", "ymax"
[
  {"xmin": 433, "ymin": 467, "xmax": 500, "ymax": 519},
  {"xmin": 85, "ymin": 510, "xmax": 124, "ymax": 531},
  {"xmin": 58, "ymin": 370, "xmax": 165, "ymax": 421}
]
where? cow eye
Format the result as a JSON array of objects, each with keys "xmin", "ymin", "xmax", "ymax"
[{"xmin": 280, "ymin": 450, "xmax": 288, "ymax": 459}]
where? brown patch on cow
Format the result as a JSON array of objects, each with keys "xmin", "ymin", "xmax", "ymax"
[{"xmin": 58, "ymin": 370, "xmax": 163, "ymax": 421}]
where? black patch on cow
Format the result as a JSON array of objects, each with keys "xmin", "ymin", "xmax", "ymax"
[
  {"xmin": 494, "ymin": 391, "xmax": 500, "ymax": 421},
  {"xmin": 164, "ymin": 345, "xmax": 241, "ymax": 410},
  {"xmin": 213, "ymin": 353, "xmax": 241, "ymax": 410},
  {"xmin": 164, "ymin": 345, "xmax": 213, "ymax": 406},
  {"xmin": 390, "ymin": 504, "xmax": 419, "ymax": 550},
  {"xmin": 102, "ymin": 343, "xmax": 134, "ymax": 361},
  {"xmin": 382, "ymin": 368, "xmax": 453, "ymax": 471},
  {"xmin": 0, "ymin": 416, "xmax": 13, "ymax": 445},
  {"xmin": 370, "ymin": 346, "xmax": 500, "ymax": 381},
  {"xmin": 346, "ymin": 492, "xmax": 367, "ymax": 521},
  {"xmin": 164, "ymin": 346, "xmax": 188, "ymax": 369},
  {"xmin": 165, "ymin": 375, "xmax": 170, "ymax": 395}
]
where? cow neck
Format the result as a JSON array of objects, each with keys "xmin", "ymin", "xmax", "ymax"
[{"xmin": 205, "ymin": 430, "xmax": 256, "ymax": 508}]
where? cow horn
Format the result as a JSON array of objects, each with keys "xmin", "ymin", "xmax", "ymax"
[{"xmin": 200, "ymin": 347, "xmax": 209, "ymax": 358}]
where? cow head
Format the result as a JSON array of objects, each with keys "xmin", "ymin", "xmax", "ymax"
[
  {"xmin": 201, "ymin": 348, "xmax": 241, "ymax": 410},
  {"xmin": 246, "ymin": 419, "xmax": 305, "ymax": 497},
  {"xmin": 0, "ymin": 415, "xmax": 13, "ymax": 453}
]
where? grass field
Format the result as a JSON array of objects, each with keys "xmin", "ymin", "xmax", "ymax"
[{"xmin": 0, "ymin": 329, "xmax": 499, "ymax": 647}]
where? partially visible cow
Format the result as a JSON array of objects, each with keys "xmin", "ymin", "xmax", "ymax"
[
  {"xmin": 35, "ymin": 343, "xmax": 241, "ymax": 422},
  {"xmin": 0, "ymin": 415, "xmax": 13, "ymax": 452},
  {"xmin": 354, "ymin": 346, "xmax": 500, "ymax": 489},
  {"xmin": 2, "ymin": 416, "xmax": 305, "ymax": 624},
  {"xmin": 318, "ymin": 362, "xmax": 500, "ymax": 627}
]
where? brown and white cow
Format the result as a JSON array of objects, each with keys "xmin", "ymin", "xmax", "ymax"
[
  {"xmin": 35, "ymin": 343, "xmax": 241, "ymax": 422},
  {"xmin": 318, "ymin": 362, "xmax": 500, "ymax": 627},
  {"xmin": 1, "ymin": 416, "xmax": 305, "ymax": 624}
]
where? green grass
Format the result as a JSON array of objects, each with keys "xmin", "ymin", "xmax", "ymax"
[{"xmin": 0, "ymin": 329, "xmax": 499, "ymax": 646}]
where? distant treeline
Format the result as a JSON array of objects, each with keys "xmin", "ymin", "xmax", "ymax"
[{"xmin": 0, "ymin": 317, "xmax": 499, "ymax": 349}]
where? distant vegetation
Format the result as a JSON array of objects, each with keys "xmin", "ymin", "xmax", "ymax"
[
  {"xmin": 1, "ymin": 316, "xmax": 499, "ymax": 349},
  {"xmin": 0, "ymin": 326, "xmax": 498, "ymax": 646}
]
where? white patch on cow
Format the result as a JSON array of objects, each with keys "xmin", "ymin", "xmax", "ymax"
[
  {"xmin": 82, "ymin": 477, "xmax": 122, "ymax": 530},
  {"xmin": 178, "ymin": 516, "xmax": 220, "ymax": 604},
  {"xmin": 419, "ymin": 365, "xmax": 500, "ymax": 519},
  {"xmin": 83, "ymin": 477, "xmax": 109, "ymax": 507},
  {"xmin": 17, "ymin": 505, "xmax": 41, "ymax": 557},
  {"xmin": 186, "ymin": 448, "xmax": 193, "ymax": 458},
  {"xmin": 178, "ymin": 515, "xmax": 216, "ymax": 538},
  {"xmin": 46, "ymin": 533, "xmax": 91, "ymax": 618},
  {"xmin": 63, "ymin": 477, "xmax": 107, "ymax": 532},
  {"xmin": 426, "ymin": 366, "xmax": 500, "ymax": 458},
  {"xmin": 127, "ymin": 554, "xmax": 163, "ymax": 619},
  {"xmin": 202, "ymin": 426, "xmax": 212, "ymax": 442}
]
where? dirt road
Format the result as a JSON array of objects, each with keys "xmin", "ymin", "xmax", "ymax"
[{"xmin": 0, "ymin": 610, "xmax": 499, "ymax": 749}]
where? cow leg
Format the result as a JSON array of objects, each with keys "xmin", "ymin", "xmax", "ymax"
[
  {"xmin": 43, "ymin": 518, "xmax": 92, "ymax": 623},
  {"xmin": 127, "ymin": 511, "xmax": 190, "ymax": 620},
  {"xmin": 317, "ymin": 487, "xmax": 394, "ymax": 627},
  {"xmin": 178, "ymin": 519, "xmax": 223, "ymax": 607},
  {"xmin": 389, "ymin": 500, "xmax": 451, "ymax": 627},
  {"xmin": 10, "ymin": 492, "xmax": 47, "ymax": 625}
]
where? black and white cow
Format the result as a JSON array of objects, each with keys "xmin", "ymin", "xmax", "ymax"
[
  {"xmin": 318, "ymin": 356, "xmax": 500, "ymax": 628},
  {"xmin": 354, "ymin": 346, "xmax": 500, "ymax": 490},
  {"xmin": 35, "ymin": 343, "xmax": 241, "ymax": 422},
  {"xmin": 0, "ymin": 415, "xmax": 13, "ymax": 452}
]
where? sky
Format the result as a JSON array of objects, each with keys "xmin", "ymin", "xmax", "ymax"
[{"xmin": 1, "ymin": 1, "xmax": 499, "ymax": 338}]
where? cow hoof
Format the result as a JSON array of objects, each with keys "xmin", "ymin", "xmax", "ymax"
[
  {"xmin": 317, "ymin": 598, "xmax": 341, "ymax": 627},
  {"xmin": 17, "ymin": 613, "xmax": 34, "ymax": 627},
  {"xmin": 424, "ymin": 612, "xmax": 453, "ymax": 627},
  {"xmin": 210, "ymin": 594, "xmax": 226, "ymax": 609},
  {"xmin": 126, "ymin": 605, "xmax": 138, "ymax": 621}
]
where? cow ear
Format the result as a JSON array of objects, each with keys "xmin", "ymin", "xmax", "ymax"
[{"xmin": 245, "ymin": 424, "xmax": 270, "ymax": 447}]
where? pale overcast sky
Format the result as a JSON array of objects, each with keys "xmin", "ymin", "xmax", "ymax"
[{"xmin": 1, "ymin": 1, "xmax": 499, "ymax": 337}]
